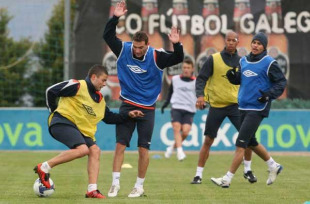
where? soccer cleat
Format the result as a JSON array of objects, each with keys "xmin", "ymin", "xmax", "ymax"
[
  {"xmin": 177, "ymin": 151, "xmax": 186, "ymax": 161},
  {"xmin": 85, "ymin": 190, "xmax": 106, "ymax": 199},
  {"xmin": 191, "ymin": 176, "xmax": 202, "ymax": 184},
  {"xmin": 33, "ymin": 163, "xmax": 51, "ymax": 188},
  {"xmin": 164, "ymin": 146, "xmax": 173, "ymax": 158},
  {"xmin": 266, "ymin": 164, "xmax": 283, "ymax": 185},
  {"xmin": 244, "ymin": 171, "xmax": 257, "ymax": 183},
  {"xmin": 211, "ymin": 177, "xmax": 230, "ymax": 188},
  {"xmin": 128, "ymin": 187, "xmax": 144, "ymax": 198},
  {"xmin": 108, "ymin": 184, "xmax": 120, "ymax": 197}
]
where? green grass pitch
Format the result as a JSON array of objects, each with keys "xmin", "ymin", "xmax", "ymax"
[{"xmin": 0, "ymin": 151, "xmax": 309, "ymax": 204}]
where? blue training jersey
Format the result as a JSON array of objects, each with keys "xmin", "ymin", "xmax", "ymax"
[
  {"xmin": 117, "ymin": 42, "xmax": 163, "ymax": 106},
  {"xmin": 238, "ymin": 55, "xmax": 275, "ymax": 111}
]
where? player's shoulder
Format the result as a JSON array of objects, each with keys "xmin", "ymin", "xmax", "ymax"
[{"xmin": 155, "ymin": 48, "xmax": 170, "ymax": 54}]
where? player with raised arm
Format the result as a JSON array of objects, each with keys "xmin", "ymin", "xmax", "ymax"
[{"xmin": 103, "ymin": 0, "xmax": 184, "ymax": 198}]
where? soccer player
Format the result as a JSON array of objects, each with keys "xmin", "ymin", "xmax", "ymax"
[
  {"xmin": 103, "ymin": 0, "xmax": 184, "ymax": 198},
  {"xmin": 161, "ymin": 58, "xmax": 196, "ymax": 161},
  {"xmin": 211, "ymin": 32, "xmax": 286, "ymax": 188},
  {"xmin": 191, "ymin": 31, "xmax": 257, "ymax": 184},
  {"xmin": 34, "ymin": 64, "xmax": 144, "ymax": 198}
]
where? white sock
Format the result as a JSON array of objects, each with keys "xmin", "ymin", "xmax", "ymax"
[
  {"xmin": 177, "ymin": 147, "xmax": 183, "ymax": 154},
  {"xmin": 41, "ymin": 161, "xmax": 51, "ymax": 173},
  {"xmin": 243, "ymin": 160, "xmax": 252, "ymax": 173},
  {"xmin": 266, "ymin": 157, "xmax": 277, "ymax": 170},
  {"xmin": 223, "ymin": 171, "xmax": 234, "ymax": 183},
  {"xmin": 112, "ymin": 172, "xmax": 121, "ymax": 186},
  {"xmin": 195, "ymin": 167, "xmax": 204, "ymax": 178},
  {"xmin": 87, "ymin": 184, "xmax": 97, "ymax": 192},
  {"xmin": 134, "ymin": 177, "xmax": 145, "ymax": 189}
]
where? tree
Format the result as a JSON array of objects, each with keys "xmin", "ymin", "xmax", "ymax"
[
  {"xmin": 0, "ymin": 8, "xmax": 32, "ymax": 106},
  {"xmin": 28, "ymin": 0, "xmax": 76, "ymax": 106}
]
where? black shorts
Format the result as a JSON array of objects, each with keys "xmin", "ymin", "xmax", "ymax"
[
  {"xmin": 49, "ymin": 114, "xmax": 96, "ymax": 149},
  {"xmin": 204, "ymin": 104, "xmax": 240, "ymax": 138},
  {"xmin": 171, "ymin": 108, "xmax": 195, "ymax": 125},
  {"xmin": 235, "ymin": 111, "xmax": 261, "ymax": 148},
  {"xmin": 116, "ymin": 102, "xmax": 155, "ymax": 149}
]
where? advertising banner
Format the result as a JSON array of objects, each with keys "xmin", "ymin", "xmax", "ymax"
[
  {"xmin": 1, "ymin": 109, "xmax": 309, "ymax": 152},
  {"xmin": 73, "ymin": 0, "xmax": 310, "ymax": 99}
]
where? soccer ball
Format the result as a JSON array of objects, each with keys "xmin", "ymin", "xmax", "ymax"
[{"xmin": 33, "ymin": 178, "xmax": 55, "ymax": 197}]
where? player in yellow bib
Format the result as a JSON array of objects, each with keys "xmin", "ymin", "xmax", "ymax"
[
  {"xmin": 34, "ymin": 65, "xmax": 143, "ymax": 198},
  {"xmin": 191, "ymin": 31, "xmax": 257, "ymax": 184}
]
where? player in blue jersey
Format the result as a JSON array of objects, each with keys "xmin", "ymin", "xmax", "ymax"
[
  {"xmin": 211, "ymin": 32, "xmax": 287, "ymax": 188},
  {"xmin": 103, "ymin": 1, "xmax": 184, "ymax": 198}
]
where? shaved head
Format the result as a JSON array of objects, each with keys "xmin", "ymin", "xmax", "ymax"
[
  {"xmin": 225, "ymin": 31, "xmax": 239, "ymax": 54},
  {"xmin": 225, "ymin": 31, "xmax": 238, "ymax": 41}
]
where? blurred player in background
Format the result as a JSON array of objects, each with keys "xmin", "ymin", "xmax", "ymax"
[
  {"xmin": 191, "ymin": 31, "xmax": 256, "ymax": 185},
  {"xmin": 103, "ymin": 0, "xmax": 184, "ymax": 198},
  {"xmin": 34, "ymin": 64, "xmax": 143, "ymax": 199},
  {"xmin": 161, "ymin": 58, "xmax": 196, "ymax": 161},
  {"xmin": 211, "ymin": 32, "xmax": 286, "ymax": 188}
]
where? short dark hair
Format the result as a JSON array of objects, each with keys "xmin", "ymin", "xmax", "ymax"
[
  {"xmin": 132, "ymin": 31, "xmax": 149, "ymax": 44},
  {"xmin": 183, "ymin": 58, "xmax": 194, "ymax": 67},
  {"xmin": 88, "ymin": 64, "xmax": 108, "ymax": 78}
]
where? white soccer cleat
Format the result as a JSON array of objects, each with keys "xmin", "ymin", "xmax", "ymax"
[
  {"xmin": 266, "ymin": 164, "xmax": 283, "ymax": 185},
  {"xmin": 164, "ymin": 146, "xmax": 173, "ymax": 158},
  {"xmin": 211, "ymin": 177, "xmax": 230, "ymax": 188},
  {"xmin": 108, "ymin": 184, "xmax": 120, "ymax": 197},
  {"xmin": 177, "ymin": 151, "xmax": 186, "ymax": 161},
  {"xmin": 128, "ymin": 187, "xmax": 144, "ymax": 198}
]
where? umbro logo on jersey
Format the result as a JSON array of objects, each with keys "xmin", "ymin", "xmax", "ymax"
[
  {"xmin": 243, "ymin": 70, "xmax": 258, "ymax": 77},
  {"xmin": 82, "ymin": 104, "xmax": 96, "ymax": 116},
  {"xmin": 127, "ymin": 65, "xmax": 147, "ymax": 73}
]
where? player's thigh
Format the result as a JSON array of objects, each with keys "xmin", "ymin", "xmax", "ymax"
[
  {"xmin": 50, "ymin": 124, "xmax": 86, "ymax": 149},
  {"xmin": 181, "ymin": 124, "xmax": 192, "ymax": 135},
  {"xmin": 116, "ymin": 119, "xmax": 135, "ymax": 147},
  {"xmin": 137, "ymin": 109, "xmax": 155, "ymax": 149},
  {"xmin": 171, "ymin": 108, "xmax": 183, "ymax": 123},
  {"xmin": 180, "ymin": 111, "xmax": 195, "ymax": 134},
  {"xmin": 236, "ymin": 112, "xmax": 263, "ymax": 148},
  {"xmin": 116, "ymin": 102, "xmax": 137, "ymax": 147},
  {"xmin": 227, "ymin": 104, "xmax": 241, "ymax": 131},
  {"xmin": 172, "ymin": 121, "xmax": 182, "ymax": 132},
  {"xmin": 204, "ymin": 107, "xmax": 227, "ymax": 138}
]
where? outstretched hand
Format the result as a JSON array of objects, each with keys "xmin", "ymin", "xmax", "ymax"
[
  {"xmin": 168, "ymin": 27, "xmax": 180, "ymax": 44},
  {"xmin": 128, "ymin": 110, "xmax": 144, "ymax": 118},
  {"xmin": 113, "ymin": 0, "xmax": 128, "ymax": 17}
]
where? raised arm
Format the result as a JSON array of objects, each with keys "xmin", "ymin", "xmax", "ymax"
[{"xmin": 103, "ymin": 1, "xmax": 128, "ymax": 57}]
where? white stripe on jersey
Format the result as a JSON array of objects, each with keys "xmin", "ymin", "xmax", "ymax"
[{"xmin": 45, "ymin": 79, "xmax": 79, "ymax": 112}]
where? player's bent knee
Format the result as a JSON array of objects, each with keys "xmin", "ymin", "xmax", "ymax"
[
  {"xmin": 89, "ymin": 145, "xmax": 101, "ymax": 155},
  {"xmin": 76, "ymin": 144, "xmax": 89, "ymax": 157}
]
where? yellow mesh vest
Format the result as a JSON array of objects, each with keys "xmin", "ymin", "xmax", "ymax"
[
  {"xmin": 50, "ymin": 80, "xmax": 106, "ymax": 141},
  {"xmin": 204, "ymin": 52, "xmax": 239, "ymax": 108}
]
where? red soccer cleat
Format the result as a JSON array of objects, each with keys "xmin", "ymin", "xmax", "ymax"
[
  {"xmin": 85, "ymin": 190, "xmax": 106, "ymax": 199},
  {"xmin": 33, "ymin": 163, "xmax": 51, "ymax": 188}
]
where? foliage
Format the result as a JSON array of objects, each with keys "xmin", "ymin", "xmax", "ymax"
[
  {"xmin": 28, "ymin": 0, "xmax": 76, "ymax": 106},
  {"xmin": 0, "ymin": 8, "xmax": 32, "ymax": 106},
  {"xmin": 271, "ymin": 98, "xmax": 310, "ymax": 109}
]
